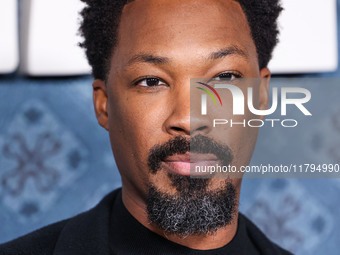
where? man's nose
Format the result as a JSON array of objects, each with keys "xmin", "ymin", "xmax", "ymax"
[{"xmin": 163, "ymin": 83, "xmax": 212, "ymax": 136}]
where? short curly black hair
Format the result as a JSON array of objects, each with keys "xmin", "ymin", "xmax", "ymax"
[{"xmin": 79, "ymin": 0, "xmax": 282, "ymax": 80}]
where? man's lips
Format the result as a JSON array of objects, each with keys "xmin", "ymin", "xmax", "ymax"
[
  {"xmin": 162, "ymin": 152, "xmax": 219, "ymax": 176},
  {"xmin": 164, "ymin": 152, "xmax": 218, "ymax": 163}
]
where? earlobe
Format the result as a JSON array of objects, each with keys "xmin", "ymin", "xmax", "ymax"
[
  {"xmin": 93, "ymin": 79, "xmax": 109, "ymax": 131},
  {"xmin": 259, "ymin": 68, "xmax": 271, "ymax": 120},
  {"xmin": 260, "ymin": 67, "xmax": 271, "ymax": 79}
]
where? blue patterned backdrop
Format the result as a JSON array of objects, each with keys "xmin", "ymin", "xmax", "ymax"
[
  {"xmin": 1, "ymin": 4, "xmax": 340, "ymax": 255},
  {"xmin": 0, "ymin": 77, "xmax": 122, "ymax": 242},
  {"xmin": 1, "ymin": 78, "xmax": 339, "ymax": 255}
]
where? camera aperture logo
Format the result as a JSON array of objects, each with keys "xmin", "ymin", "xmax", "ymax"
[
  {"xmin": 196, "ymin": 82, "xmax": 223, "ymax": 107},
  {"xmin": 196, "ymin": 81, "xmax": 312, "ymax": 128}
]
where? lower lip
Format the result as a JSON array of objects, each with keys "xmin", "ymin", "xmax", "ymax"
[{"xmin": 162, "ymin": 161, "xmax": 219, "ymax": 176}]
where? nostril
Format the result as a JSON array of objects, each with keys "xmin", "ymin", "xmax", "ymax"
[
  {"xmin": 172, "ymin": 127, "xmax": 184, "ymax": 132},
  {"xmin": 196, "ymin": 126, "xmax": 208, "ymax": 131}
]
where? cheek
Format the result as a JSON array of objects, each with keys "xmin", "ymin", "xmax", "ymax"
[
  {"xmin": 232, "ymin": 125, "xmax": 259, "ymax": 167},
  {"xmin": 107, "ymin": 90, "xmax": 168, "ymax": 165},
  {"xmin": 231, "ymin": 102, "xmax": 260, "ymax": 167},
  {"xmin": 208, "ymin": 89, "xmax": 259, "ymax": 168},
  {"xmin": 216, "ymin": 125, "xmax": 258, "ymax": 166}
]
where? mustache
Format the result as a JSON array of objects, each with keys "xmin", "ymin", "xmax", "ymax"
[{"xmin": 148, "ymin": 134, "xmax": 233, "ymax": 174}]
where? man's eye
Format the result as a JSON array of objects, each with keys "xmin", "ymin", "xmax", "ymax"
[
  {"xmin": 136, "ymin": 77, "xmax": 166, "ymax": 87},
  {"xmin": 214, "ymin": 72, "xmax": 242, "ymax": 81}
]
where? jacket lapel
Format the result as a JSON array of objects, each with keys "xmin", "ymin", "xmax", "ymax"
[{"xmin": 53, "ymin": 189, "xmax": 120, "ymax": 255}]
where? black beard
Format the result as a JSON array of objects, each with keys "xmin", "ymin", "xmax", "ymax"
[
  {"xmin": 146, "ymin": 179, "xmax": 237, "ymax": 237},
  {"xmin": 146, "ymin": 135, "xmax": 236, "ymax": 236}
]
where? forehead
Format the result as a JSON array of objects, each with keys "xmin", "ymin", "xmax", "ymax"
[{"xmin": 113, "ymin": 0, "xmax": 257, "ymax": 69}]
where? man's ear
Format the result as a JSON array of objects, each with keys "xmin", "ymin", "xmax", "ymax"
[
  {"xmin": 258, "ymin": 68, "xmax": 271, "ymax": 120},
  {"xmin": 93, "ymin": 79, "xmax": 109, "ymax": 131}
]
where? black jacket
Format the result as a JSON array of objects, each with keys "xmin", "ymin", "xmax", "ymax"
[
  {"xmin": 0, "ymin": 189, "xmax": 118, "ymax": 255},
  {"xmin": 0, "ymin": 189, "xmax": 293, "ymax": 255}
]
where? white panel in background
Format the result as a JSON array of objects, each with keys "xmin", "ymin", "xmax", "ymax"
[
  {"xmin": 20, "ymin": 0, "xmax": 91, "ymax": 76},
  {"xmin": 18, "ymin": 0, "xmax": 339, "ymax": 75},
  {"xmin": 0, "ymin": 0, "xmax": 19, "ymax": 73},
  {"xmin": 269, "ymin": 0, "xmax": 338, "ymax": 74}
]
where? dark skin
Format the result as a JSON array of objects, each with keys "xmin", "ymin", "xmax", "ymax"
[{"xmin": 93, "ymin": 0, "xmax": 270, "ymax": 250}]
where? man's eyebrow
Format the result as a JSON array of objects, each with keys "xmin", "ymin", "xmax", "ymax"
[
  {"xmin": 209, "ymin": 46, "xmax": 249, "ymax": 60},
  {"xmin": 127, "ymin": 54, "xmax": 170, "ymax": 66}
]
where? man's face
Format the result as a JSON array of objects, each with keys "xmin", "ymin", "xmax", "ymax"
[{"xmin": 94, "ymin": 0, "xmax": 270, "ymax": 235}]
